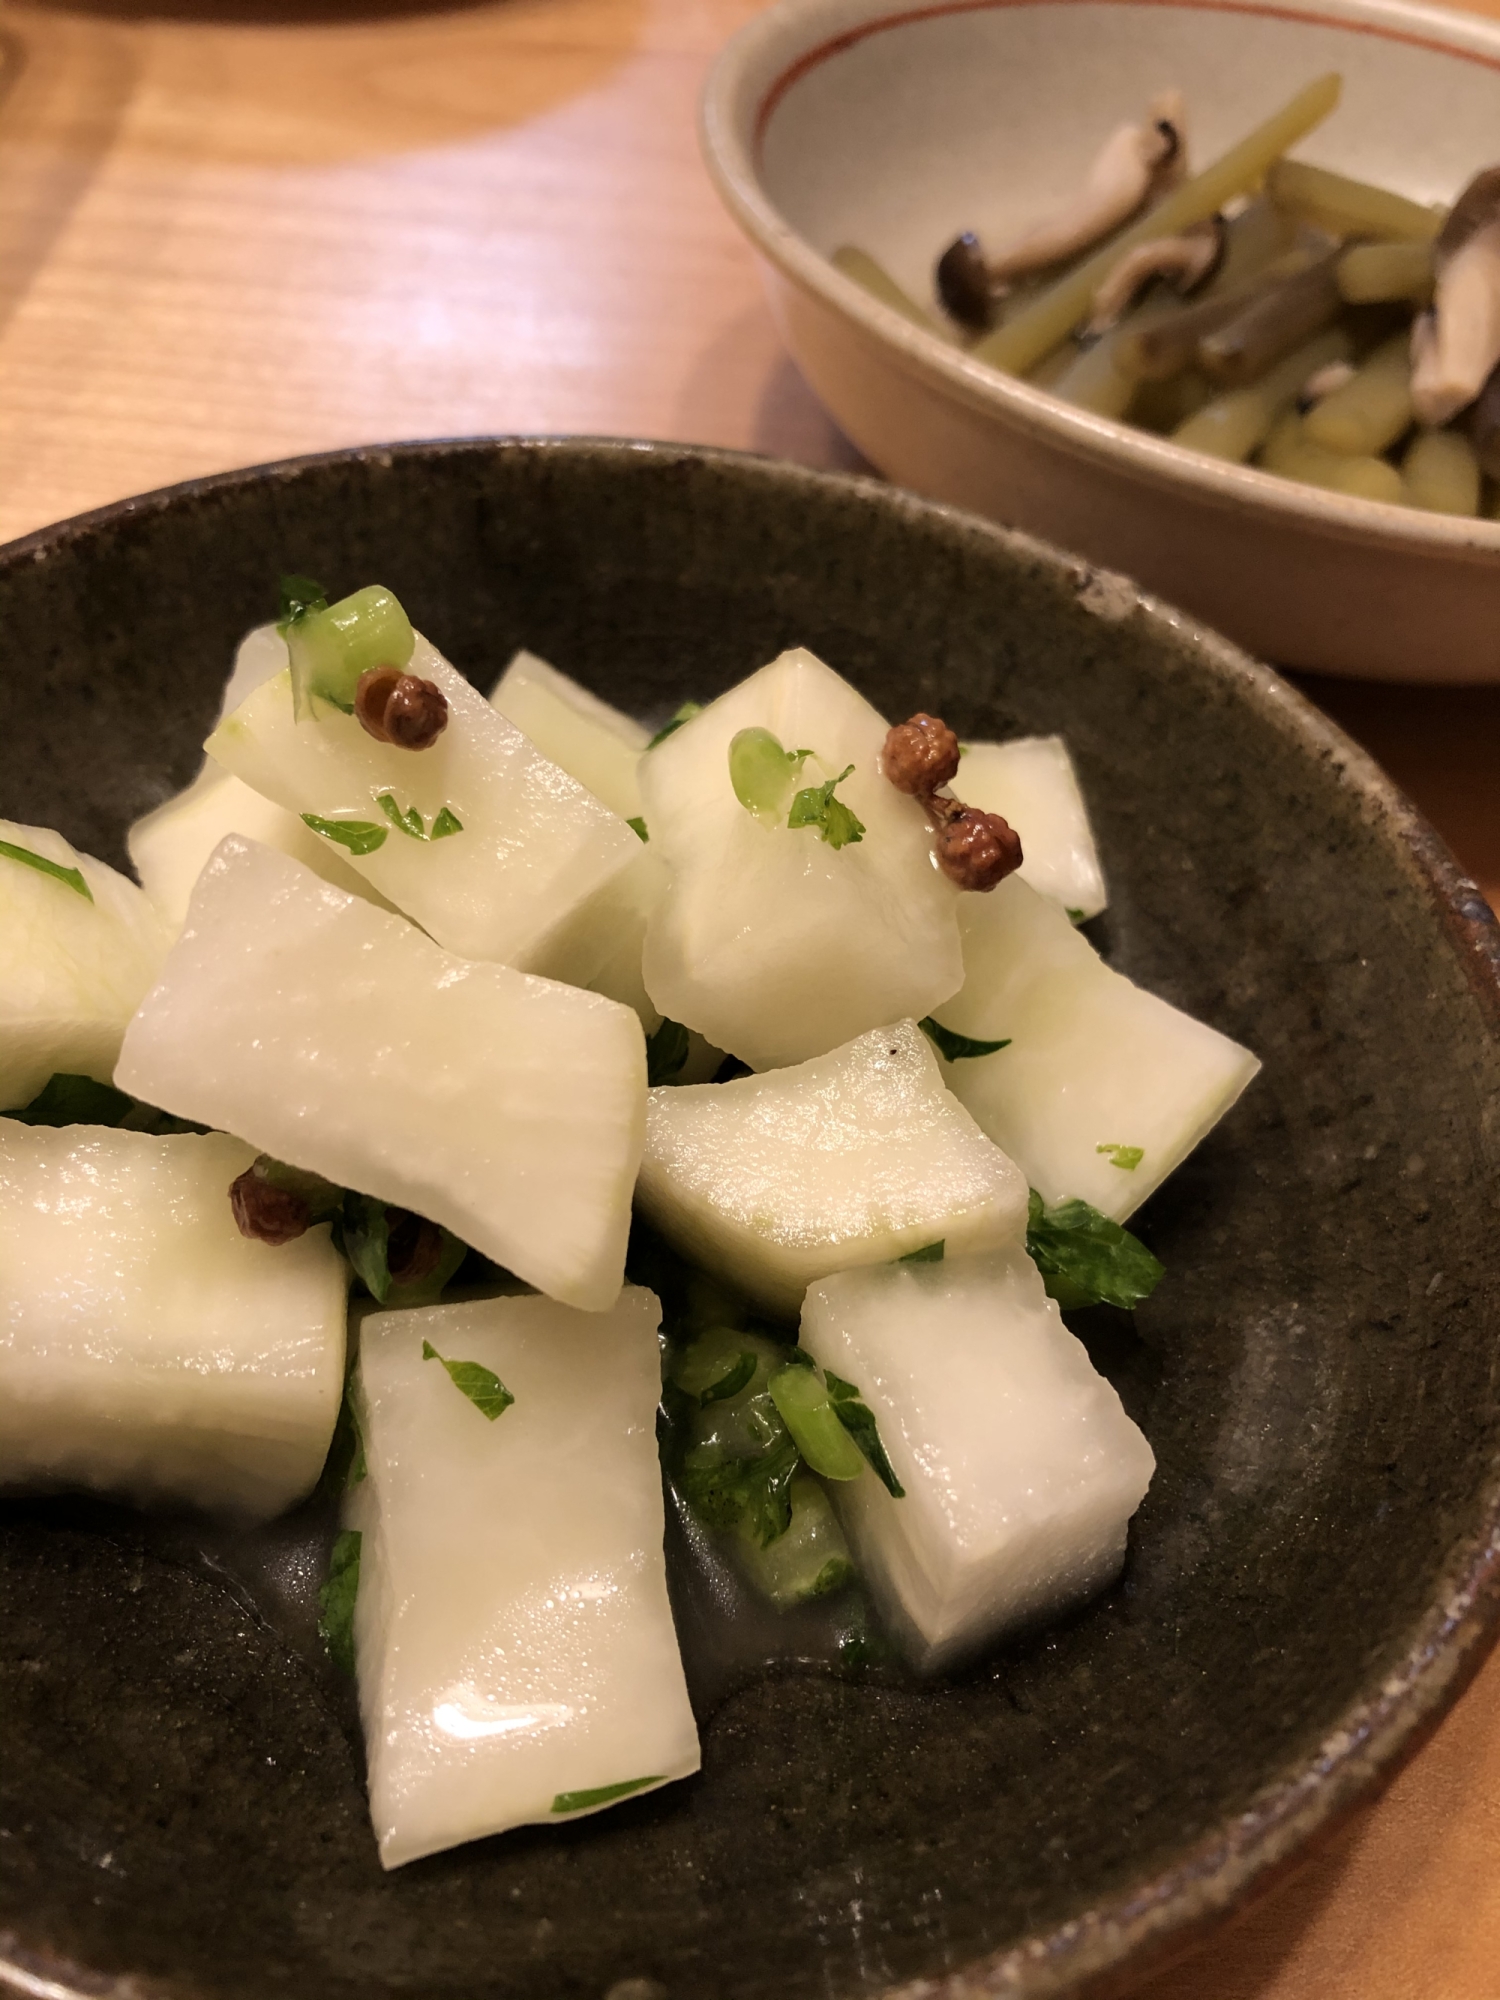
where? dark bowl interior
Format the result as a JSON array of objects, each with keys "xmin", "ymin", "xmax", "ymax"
[{"xmin": 2, "ymin": 439, "xmax": 1499, "ymax": 2000}]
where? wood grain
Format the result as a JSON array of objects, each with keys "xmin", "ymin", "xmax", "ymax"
[{"xmin": 0, "ymin": 2, "xmax": 1494, "ymax": 1993}]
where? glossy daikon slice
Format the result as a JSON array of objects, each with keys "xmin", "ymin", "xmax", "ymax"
[{"xmin": 956, "ymin": 736, "xmax": 1106, "ymax": 919}]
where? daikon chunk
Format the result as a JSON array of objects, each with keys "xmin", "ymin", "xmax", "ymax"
[
  {"xmin": 934, "ymin": 877, "xmax": 1259, "ymax": 1221},
  {"xmin": 0, "ymin": 1120, "xmax": 345, "ymax": 1517},
  {"xmin": 800, "ymin": 1250, "xmax": 1155, "ymax": 1670},
  {"xmin": 351, "ymin": 1287, "xmax": 699, "ymax": 1868},
  {"xmin": 489, "ymin": 648, "xmax": 648, "ymax": 821},
  {"xmin": 204, "ymin": 635, "xmax": 641, "ymax": 982},
  {"xmin": 0, "ymin": 820, "xmax": 171, "ymax": 1111},
  {"xmin": 638, "ymin": 648, "xmax": 962, "ymax": 1069},
  {"xmin": 116, "ymin": 838, "xmax": 645, "ymax": 1311},
  {"xmin": 636, "ymin": 1018, "xmax": 1028, "ymax": 1315},
  {"xmin": 957, "ymin": 736, "xmax": 1106, "ymax": 919}
]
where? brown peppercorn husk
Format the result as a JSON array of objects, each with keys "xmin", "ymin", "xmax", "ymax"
[
  {"xmin": 355, "ymin": 666, "xmax": 449, "ymax": 750},
  {"xmin": 930, "ymin": 797, "xmax": 1025, "ymax": 892},
  {"xmin": 229, "ymin": 1167, "xmax": 311, "ymax": 1245},
  {"xmin": 386, "ymin": 1208, "xmax": 445, "ymax": 1288},
  {"xmin": 882, "ymin": 712, "xmax": 962, "ymax": 794}
]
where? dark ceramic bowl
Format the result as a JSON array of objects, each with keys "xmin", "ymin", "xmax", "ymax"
[{"xmin": 2, "ymin": 440, "xmax": 1498, "ymax": 2000}]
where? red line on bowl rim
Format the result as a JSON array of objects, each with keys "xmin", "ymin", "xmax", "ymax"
[{"xmin": 753, "ymin": 0, "xmax": 1500, "ymax": 149}]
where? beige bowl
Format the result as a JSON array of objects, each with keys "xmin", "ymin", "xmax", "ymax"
[{"xmin": 702, "ymin": 0, "xmax": 1500, "ymax": 682}]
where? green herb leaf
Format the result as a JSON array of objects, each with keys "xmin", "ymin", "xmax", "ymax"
[
  {"xmin": 551, "ymin": 1776, "xmax": 663, "ymax": 1814},
  {"xmin": 301, "ymin": 813, "xmax": 388, "ymax": 856},
  {"xmin": 699, "ymin": 1351, "xmax": 757, "ymax": 1405},
  {"xmin": 321, "ymin": 1388, "xmax": 366, "ymax": 1496},
  {"xmin": 0, "ymin": 838, "xmax": 93, "ymax": 902},
  {"xmin": 646, "ymin": 702, "xmax": 702, "ymax": 749},
  {"xmin": 898, "ymin": 1239, "xmax": 945, "ymax": 1263},
  {"xmin": 646, "ymin": 1016, "xmax": 691, "ymax": 1087},
  {"xmin": 13, "ymin": 1073, "xmax": 135, "ymax": 1126},
  {"xmin": 824, "ymin": 1371, "xmax": 905, "ymax": 1498},
  {"xmin": 787, "ymin": 765, "xmax": 865, "ymax": 848},
  {"xmin": 376, "ymin": 793, "xmax": 425, "ymax": 840},
  {"xmin": 1096, "ymin": 1143, "xmax": 1144, "ymax": 1171},
  {"xmin": 431, "ymin": 806, "xmax": 463, "ymax": 840},
  {"xmin": 1067, "ymin": 907, "xmax": 1086, "ymax": 924},
  {"xmin": 1025, "ymin": 1189, "xmax": 1164, "ymax": 1311},
  {"xmin": 918, "ymin": 1017, "xmax": 1012, "ymax": 1062},
  {"xmin": 338, "ymin": 1192, "xmax": 393, "ymax": 1301},
  {"xmin": 317, "ymin": 1529, "xmax": 361, "ymax": 1675},
  {"xmin": 422, "ymin": 1339, "xmax": 515, "ymax": 1420},
  {"xmin": 277, "ymin": 574, "xmax": 329, "ymax": 629},
  {"xmin": 677, "ymin": 1435, "xmax": 800, "ymax": 1546},
  {"xmin": 626, "ymin": 816, "xmax": 650, "ymax": 842}
]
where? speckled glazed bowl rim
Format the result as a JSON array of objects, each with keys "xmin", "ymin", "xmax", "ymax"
[
  {"xmin": 1, "ymin": 437, "xmax": 1499, "ymax": 2000},
  {"xmin": 700, "ymin": 0, "xmax": 1500, "ymax": 568}
]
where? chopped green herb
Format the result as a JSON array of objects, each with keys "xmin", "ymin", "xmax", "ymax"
[
  {"xmin": 918, "ymin": 1017, "xmax": 1011, "ymax": 1062},
  {"xmin": 338, "ymin": 1192, "xmax": 393, "ymax": 1300},
  {"xmin": 699, "ymin": 1350, "xmax": 757, "ymax": 1405},
  {"xmin": 787, "ymin": 765, "xmax": 865, "ymax": 849},
  {"xmin": 825, "ymin": 1371, "xmax": 905, "ymax": 1498},
  {"xmin": 728, "ymin": 727, "xmax": 813, "ymax": 821},
  {"xmin": 1025, "ymin": 1190, "xmax": 1164, "ymax": 1311},
  {"xmin": 376, "ymin": 793, "xmax": 425, "ymax": 840},
  {"xmin": 1096, "ymin": 1143, "xmax": 1145, "ymax": 1171},
  {"xmin": 678, "ymin": 1434, "xmax": 800, "ymax": 1546},
  {"xmin": 626, "ymin": 816, "xmax": 650, "ymax": 842},
  {"xmin": 431, "ymin": 806, "xmax": 463, "ymax": 840},
  {"xmin": 277, "ymin": 574, "xmax": 329, "ymax": 629},
  {"xmin": 898, "ymin": 1239, "xmax": 945, "ymax": 1263},
  {"xmin": 317, "ymin": 1529, "xmax": 361, "ymax": 1675},
  {"xmin": 769, "ymin": 1364, "xmax": 866, "ymax": 1480},
  {"xmin": 301, "ymin": 813, "xmax": 388, "ymax": 856},
  {"xmin": 1067, "ymin": 908, "xmax": 1087, "ymax": 925},
  {"xmin": 421, "ymin": 1339, "xmax": 515, "ymax": 1421},
  {"xmin": 646, "ymin": 702, "xmax": 702, "ymax": 749},
  {"xmin": 321, "ymin": 1386, "xmax": 366, "ymax": 1496},
  {"xmin": 551, "ymin": 1776, "xmax": 663, "ymax": 1814},
  {"xmin": 646, "ymin": 1016, "xmax": 691, "ymax": 1087},
  {"xmin": 0, "ymin": 838, "xmax": 93, "ymax": 902}
]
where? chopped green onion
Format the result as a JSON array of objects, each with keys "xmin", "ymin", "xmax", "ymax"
[
  {"xmin": 728, "ymin": 726, "xmax": 812, "ymax": 822},
  {"xmin": 768, "ymin": 1364, "xmax": 866, "ymax": 1481},
  {"xmin": 0, "ymin": 838, "xmax": 93, "ymax": 902},
  {"xmin": 421, "ymin": 1339, "xmax": 515, "ymax": 1420},
  {"xmin": 287, "ymin": 583, "xmax": 415, "ymax": 721},
  {"xmin": 918, "ymin": 1017, "xmax": 1010, "ymax": 1062},
  {"xmin": 300, "ymin": 814, "xmax": 387, "ymax": 856}
]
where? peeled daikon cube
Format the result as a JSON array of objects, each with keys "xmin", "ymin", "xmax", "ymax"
[
  {"xmin": 0, "ymin": 1119, "xmax": 346, "ymax": 1518},
  {"xmin": 129, "ymin": 764, "xmax": 379, "ymax": 932},
  {"xmin": 933, "ymin": 876, "xmax": 1259, "ymax": 1222},
  {"xmin": 0, "ymin": 819, "xmax": 171, "ymax": 1111},
  {"xmin": 205, "ymin": 635, "xmax": 641, "ymax": 982},
  {"xmin": 636, "ymin": 1018, "xmax": 1028, "ymax": 1315},
  {"xmin": 800, "ymin": 1250, "xmax": 1155, "ymax": 1670},
  {"xmin": 219, "ymin": 621, "xmax": 291, "ymax": 720},
  {"xmin": 351, "ymin": 1286, "xmax": 699, "ymax": 1868},
  {"xmin": 116, "ymin": 837, "xmax": 645, "ymax": 1311},
  {"xmin": 638, "ymin": 648, "xmax": 962, "ymax": 1069},
  {"xmin": 489, "ymin": 649, "xmax": 648, "ymax": 821},
  {"xmin": 957, "ymin": 736, "xmax": 1106, "ymax": 920}
]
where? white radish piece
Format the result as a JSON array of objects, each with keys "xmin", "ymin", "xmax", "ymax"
[
  {"xmin": 0, "ymin": 1121, "xmax": 346, "ymax": 1518},
  {"xmin": 933, "ymin": 876, "xmax": 1259, "ymax": 1221},
  {"xmin": 489, "ymin": 648, "xmax": 648, "ymax": 821},
  {"xmin": 636, "ymin": 1018, "xmax": 1028, "ymax": 1315},
  {"xmin": 219, "ymin": 621, "xmax": 291, "ymax": 721},
  {"xmin": 350, "ymin": 1287, "xmax": 699, "ymax": 1868},
  {"xmin": 800, "ymin": 1250, "xmax": 1155, "ymax": 1670},
  {"xmin": 116, "ymin": 838, "xmax": 645, "ymax": 1312},
  {"xmin": 639, "ymin": 648, "xmax": 962, "ymax": 1070},
  {"xmin": 956, "ymin": 736, "xmax": 1107, "ymax": 919},
  {"xmin": 129, "ymin": 764, "xmax": 382, "ymax": 933},
  {"xmin": 205, "ymin": 635, "xmax": 641, "ymax": 983},
  {"xmin": 0, "ymin": 819, "xmax": 171, "ymax": 1111}
]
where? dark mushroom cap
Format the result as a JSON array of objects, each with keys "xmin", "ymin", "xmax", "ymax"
[{"xmin": 936, "ymin": 232, "xmax": 997, "ymax": 330}]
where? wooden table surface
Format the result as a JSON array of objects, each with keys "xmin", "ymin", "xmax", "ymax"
[{"xmin": 0, "ymin": 0, "xmax": 1496, "ymax": 1992}]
